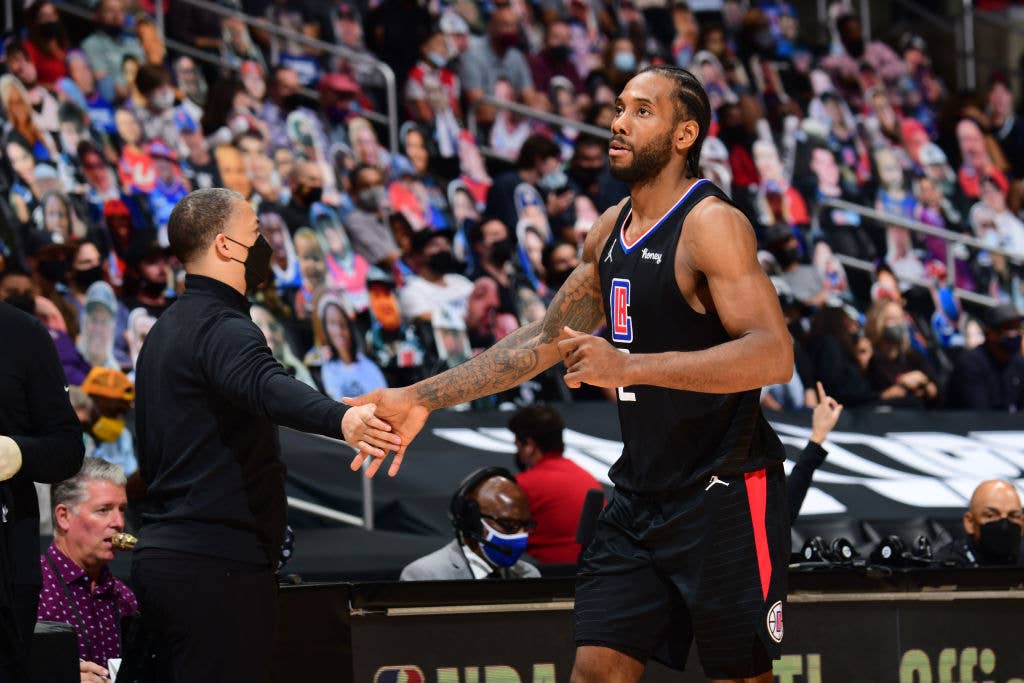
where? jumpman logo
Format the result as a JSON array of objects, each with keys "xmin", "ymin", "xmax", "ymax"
[
  {"xmin": 705, "ymin": 475, "xmax": 730, "ymax": 491},
  {"xmin": 605, "ymin": 239, "xmax": 616, "ymax": 263}
]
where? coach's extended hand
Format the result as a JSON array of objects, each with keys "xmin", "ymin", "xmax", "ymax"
[
  {"xmin": 343, "ymin": 388, "xmax": 430, "ymax": 477},
  {"xmin": 340, "ymin": 401, "xmax": 405, "ymax": 472},
  {"xmin": 558, "ymin": 327, "xmax": 630, "ymax": 389}
]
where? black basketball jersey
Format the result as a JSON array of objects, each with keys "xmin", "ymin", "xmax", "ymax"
[{"xmin": 597, "ymin": 178, "xmax": 785, "ymax": 495}]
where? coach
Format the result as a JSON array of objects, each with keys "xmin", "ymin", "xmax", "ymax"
[{"xmin": 131, "ymin": 189, "xmax": 399, "ymax": 683}]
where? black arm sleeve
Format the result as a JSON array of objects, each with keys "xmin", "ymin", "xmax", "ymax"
[
  {"xmin": 198, "ymin": 315, "xmax": 346, "ymax": 437},
  {"xmin": 9, "ymin": 321, "xmax": 84, "ymax": 483},
  {"xmin": 788, "ymin": 441, "xmax": 828, "ymax": 523}
]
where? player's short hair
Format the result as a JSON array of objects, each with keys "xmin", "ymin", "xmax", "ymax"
[{"xmin": 640, "ymin": 65, "xmax": 711, "ymax": 179}]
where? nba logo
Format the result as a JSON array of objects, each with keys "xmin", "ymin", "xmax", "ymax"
[
  {"xmin": 766, "ymin": 601, "xmax": 784, "ymax": 643},
  {"xmin": 611, "ymin": 278, "xmax": 633, "ymax": 344},
  {"xmin": 374, "ymin": 666, "xmax": 426, "ymax": 683}
]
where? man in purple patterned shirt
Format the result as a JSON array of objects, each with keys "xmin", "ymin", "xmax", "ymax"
[{"xmin": 38, "ymin": 458, "xmax": 137, "ymax": 682}]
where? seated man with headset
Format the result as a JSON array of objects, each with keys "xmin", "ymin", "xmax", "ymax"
[{"xmin": 401, "ymin": 467, "xmax": 541, "ymax": 580}]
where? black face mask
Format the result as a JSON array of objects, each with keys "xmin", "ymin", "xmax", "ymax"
[
  {"xmin": 488, "ymin": 238, "xmax": 514, "ymax": 266},
  {"xmin": 281, "ymin": 93, "xmax": 305, "ymax": 113},
  {"xmin": 548, "ymin": 45, "xmax": 571, "ymax": 62},
  {"xmin": 297, "ymin": 185, "xmax": 323, "ymax": 205},
  {"xmin": 99, "ymin": 23, "xmax": 121, "ymax": 38},
  {"xmin": 5, "ymin": 292, "xmax": 36, "ymax": 315},
  {"xmin": 882, "ymin": 323, "xmax": 907, "ymax": 345},
  {"xmin": 570, "ymin": 166, "xmax": 601, "ymax": 188},
  {"xmin": 73, "ymin": 265, "xmax": 105, "ymax": 289},
  {"xmin": 776, "ymin": 246, "xmax": 801, "ymax": 268},
  {"xmin": 140, "ymin": 278, "xmax": 166, "ymax": 298},
  {"xmin": 226, "ymin": 234, "xmax": 274, "ymax": 290},
  {"xmin": 976, "ymin": 518, "xmax": 1022, "ymax": 565},
  {"xmin": 426, "ymin": 251, "xmax": 463, "ymax": 275},
  {"xmin": 37, "ymin": 259, "xmax": 68, "ymax": 283},
  {"xmin": 37, "ymin": 21, "xmax": 61, "ymax": 40},
  {"xmin": 998, "ymin": 333, "xmax": 1022, "ymax": 357}
]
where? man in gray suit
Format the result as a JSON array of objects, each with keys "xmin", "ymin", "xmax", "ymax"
[{"xmin": 401, "ymin": 467, "xmax": 540, "ymax": 580}]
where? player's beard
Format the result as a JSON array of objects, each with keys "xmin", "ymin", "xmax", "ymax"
[{"xmin": 608, "ymin": 129, "xmax": 674, "ymax": 188}]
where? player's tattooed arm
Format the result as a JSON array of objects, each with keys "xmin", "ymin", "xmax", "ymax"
[
  {"xmin": 344, "ymin": 201, "xmax": 623, "ymax": 478},
  {"xmin": 411, "ymin": 208, "xmax": 615, "ymax": 410}
]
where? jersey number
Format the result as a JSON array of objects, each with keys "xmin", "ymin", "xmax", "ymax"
[{"xmin": 610, "ymin": 278, "xmax": 636, "ymax": 402}]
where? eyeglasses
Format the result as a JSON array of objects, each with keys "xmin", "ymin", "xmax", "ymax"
[{"xmin": 481, "ymin": 514, "xmax": 536, "ymax": 534}]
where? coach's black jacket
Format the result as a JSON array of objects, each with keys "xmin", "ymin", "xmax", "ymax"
[{"xmin": 135, "ymin": 274, "xmax": 346, "ymax": 565}]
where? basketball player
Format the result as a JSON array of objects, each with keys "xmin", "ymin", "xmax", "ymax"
[{"xmin": 345, "ymin": 66, "xmax": 793, "ymax": 683}]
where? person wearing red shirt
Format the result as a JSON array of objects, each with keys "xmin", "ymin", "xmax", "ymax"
[
  {"xmin": 510, "ymin": 406, "xmax": 603, "ymax": 565},
  {"xmin": 23, "ymin": 2, "xmax": 69, "ymax": 89}
]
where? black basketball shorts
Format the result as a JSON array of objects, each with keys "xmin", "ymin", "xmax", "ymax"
[{"xmin": 573, "ymin": 465, "xmax": 789, "ymax": 679}]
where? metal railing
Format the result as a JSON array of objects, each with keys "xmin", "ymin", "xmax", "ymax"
[
  {"xmin": 54, "ymin": 2, "xmax": 333, "ymax": 107},
  {"xmin": 144, "ymin": 0, "xmax": 398, "ymax": 152},
  {"xmin": 280, "ymin": 427, "xmax": 375, "ymax": 529},
  {"xmin": 815, "ymin": 197, "xmax": 1024, "ymax": 308},
  {"xmin": 467, "ymin": 95, "xmax": 611, "ymax": 159}
]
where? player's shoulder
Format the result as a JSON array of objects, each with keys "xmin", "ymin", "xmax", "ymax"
[
  {"xmin": 687, "ymin": 192, "xmax": 748, "ymax": 226},
  {"xmin": 683, "ymin": 193, "xmax": 754, "ymax": 245},
  {"xmin": 583, "ymin": 198, "xmax": 629, "ymax": 258}
]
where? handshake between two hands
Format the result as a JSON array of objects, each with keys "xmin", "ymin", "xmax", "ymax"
[{"xmin": 337, "ymin": 327, "xmax": 625, "ymax": 479}]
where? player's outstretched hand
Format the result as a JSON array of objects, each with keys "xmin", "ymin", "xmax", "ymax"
[
  {"xmin": 557, "ymin": 326, "xmax": 629, "ymax": 389},
  {"xmin": 810, "ymin": 381, "xmax": 843, "ymax": 445},
  {"xmin": 343, "ymin": 387, "xmax": 430, "ymax": 478}
]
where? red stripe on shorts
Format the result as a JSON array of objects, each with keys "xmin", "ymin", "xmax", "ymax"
[{"xmin": 744, "ymin": 468, "xmax": 771, "ymax": 601}]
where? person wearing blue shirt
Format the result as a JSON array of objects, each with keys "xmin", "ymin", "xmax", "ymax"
[{"xmin": 315, "ymin": 294, "xmax": 387, "ymax": 400}]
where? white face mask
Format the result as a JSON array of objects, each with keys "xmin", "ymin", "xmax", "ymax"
[{"xmin": 152, "ymin": 89, "xmax": 175, "ymax": 111}]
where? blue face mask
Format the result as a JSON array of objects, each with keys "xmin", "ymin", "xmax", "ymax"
[
  {"xmin": 479, "ymin": 519, "xmax": 529, "ymax": 568},
  {"xmin": 427, "ymin": 52, "xmax": 448, "ymax": 68},
  {"xmin": 539, "ymin": 169, "xmax": 569, "ymax": 192},
  {"xmin": 613, "ymin": 52, "xmax": 636, "ymax": 72}
]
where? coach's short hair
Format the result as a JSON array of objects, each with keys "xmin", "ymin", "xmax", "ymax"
[
  {"xmin": 51, "ymin": 457, "xmax": 126, "ymax": 514},
  {"xmin": 167, "ymin": 188, "xmax": 244, "ymax": 265}
]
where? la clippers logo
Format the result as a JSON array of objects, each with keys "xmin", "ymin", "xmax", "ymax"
[
  {"xmin": 611, "ymin": 278, "xmax": 633, "ymax": 343},
  {"xmin": 767, "ymin": 601, "xmax": 784, "ymax": 643},
  {"xmin": 374, "ymin": 666, "xmax": 425, "ymax": 683}
]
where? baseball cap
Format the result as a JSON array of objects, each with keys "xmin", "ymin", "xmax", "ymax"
[
  {"xmin": 439, "ymin": 10, "xmax": 469, "ymax": 35},
  {"xmin": 82, "ymin": 367, "xmax": 135, "ymax": 401},
  {"xmin": 900, "ymin": 32, "xmax": 927, "ymax": 53},
  {"xmin": 84, "ymin": 281, "xmax": 117, "ymax": 316},
  {"xmin": 918, "ymin": 143, "xmax": 947, "ymax": 166},
  {"xmin": 986, "ymin": 303, "xmax": 1023, "ymax": 329},
  {"xmin": 147, "ymin": 140, "xmax": 178, "ymax": 162},
  {"xmin": 25, "ymin": 229, "xmax": 70, "ymax": 258},
  {"xmin": 318, "ymin": 72, "xmax": 361, "ymax": 95},
  {"xmin": 103, "ymin": 199, "xmax": 131, "ymax": 218},
  {"xmin": 410, "ymin": 228, "xmax": 455, "ymax": 254}
]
